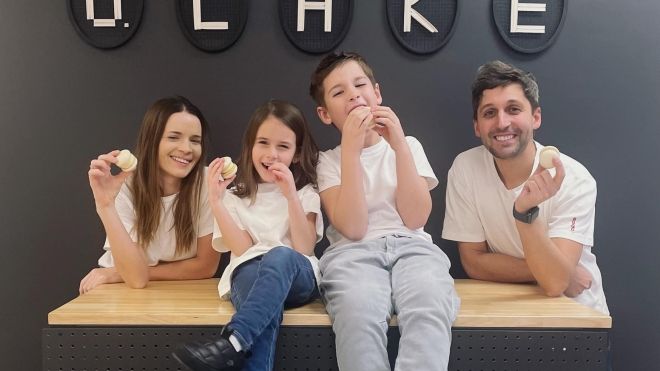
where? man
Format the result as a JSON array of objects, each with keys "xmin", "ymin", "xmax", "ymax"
[{"xmin": 443, "ymin": 60, "xmax": 608, "ymax": 314}]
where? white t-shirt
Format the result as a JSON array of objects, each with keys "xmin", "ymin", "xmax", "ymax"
[
  {"xmin": 98, "ymin": 174, "xmax": 214, "ymax": 267},
  {"xmin": 213, "ymin": 183, "xmax": 323, "ymax": 299},
  {"xmin": 442, "ymin": 143, "xmax": 609, "ymax": 314},
  {"xmin": 317, "ymin": 136, "xmax": 438, "ymax": 249}
]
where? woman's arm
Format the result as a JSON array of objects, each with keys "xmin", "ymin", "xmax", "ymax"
[
  {"xmin": 88, "ymin": 150, "xmax": 149, "ymax": 289},
  {"xmin": 79, "ymin": 267, "xmax": 123, "ymax": 294},
  {"xmin": 147, "ymin": 234, "xmax": 220, "ymax": 280},
  {"xmin": 78, "ymin": 235, "xmax": 221, "ymax": 294}
]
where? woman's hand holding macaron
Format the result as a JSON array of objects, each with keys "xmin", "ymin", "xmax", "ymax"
[{"xmin": 88, "ymin": 149, "xmax": 135, "ymax": 209}]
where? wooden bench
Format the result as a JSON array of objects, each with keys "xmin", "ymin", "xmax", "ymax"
[{"xmin": 44, "ymin": 279, "xmax": 611, "ymax": 370}]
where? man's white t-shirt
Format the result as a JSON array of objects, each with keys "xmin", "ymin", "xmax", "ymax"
[
  {"xmin": 317, "ymin": 136, "xmax": 438, "ymax": 249},
  {"xmin": 442, "ymin": 143, "xmax": 609, "ymax": 314},
  {"xmin": 213, "ymin": 183, "xmax": 323, "ymax": 299},
  {"xmin": 98, "ymin": 176, "xmax": 214, "ymax": 267}
]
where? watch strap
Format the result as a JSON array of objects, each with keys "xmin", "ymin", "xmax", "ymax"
[{"xmin": 512, "ymin": 204, "xmax": 539, "ymax": 224}]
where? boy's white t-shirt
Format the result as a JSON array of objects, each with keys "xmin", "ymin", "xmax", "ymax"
[
  {"xmin": 213, "ymin": 183, "xmax": 323, "ymax": 299},
  {"xmin": 98, "ymin": 176, "xmax": 214, "ymax": 267},
  {"xmin": 317, "ymin": 136, "xmax": 438, "ymax": 249},
  {"xmin": 442, "ymin": 143, "xmax": 609, "ymax": 314}
]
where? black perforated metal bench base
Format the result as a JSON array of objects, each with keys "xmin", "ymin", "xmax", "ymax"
[{"xmin": 43, "ymin": 326, "xmax": 609, "ymax": 370}]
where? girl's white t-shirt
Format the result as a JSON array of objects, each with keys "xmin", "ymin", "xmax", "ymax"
[{"xmin": 213, "ymin": 183, "xmax": 323, "ymax": 299}]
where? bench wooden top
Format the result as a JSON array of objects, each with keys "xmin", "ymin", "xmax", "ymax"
[{"xmin": 48, "ymin": 279, "xmax": 611, "ymax": 328}]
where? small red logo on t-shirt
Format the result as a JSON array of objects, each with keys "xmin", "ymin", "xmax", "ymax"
[{"xmin": 571, "ymin": 217, "xmax": 576, "ymax": 232}]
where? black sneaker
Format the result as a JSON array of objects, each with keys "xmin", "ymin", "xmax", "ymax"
[{"xmin": 172, "ymin": 326, "xmax": 247, "ymax": 371}]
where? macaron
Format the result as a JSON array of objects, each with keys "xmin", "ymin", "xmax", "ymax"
[
  {"xmin": 539, "ymin": 146, "xmax": 560, "ymax": 169},
  {"xmin": 220, "ymin": 157, "xmax": 238, "ymax": 179},
  {"xmin": 116, "ymin": 149, "xmax": 138, "ymax": 172}
]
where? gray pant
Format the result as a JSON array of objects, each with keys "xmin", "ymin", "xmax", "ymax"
[{"xmin": 319, "ymin": 235, "xmax": 460, "ymax": 371}]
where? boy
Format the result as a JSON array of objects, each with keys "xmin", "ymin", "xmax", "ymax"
[{"xmin": 310, "ymin": 52, "xmax": 459, "ymax": 371}]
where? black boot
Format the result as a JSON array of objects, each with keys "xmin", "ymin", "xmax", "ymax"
[{"xmin": 172, "ymin": 326, "xmax": 247, "ymax": 371}]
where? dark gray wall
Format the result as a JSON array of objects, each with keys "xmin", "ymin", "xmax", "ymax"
[{"xmin": 1, "ymin": 1, "xmax": 658, "ymax": 370}]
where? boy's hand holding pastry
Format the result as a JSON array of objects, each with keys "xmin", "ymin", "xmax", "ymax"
[
  {"xmin": 371, "ymin": 106, "xmax": 406, "ymax": 151},
  {"xmin": 341, "ymin": 106, "xmax": 373, "ymax": 153}
]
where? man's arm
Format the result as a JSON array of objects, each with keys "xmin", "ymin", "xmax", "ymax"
[
  {"xmin": 459, "ymin": 239, "xmax": 589, "ymax": 297},
  {"xmin": 512, "ymin": 156, "xmax": 590, "ymax": 296},
  {"xmin": 516, "ymin": 224, "xmax": 584, "ymax": 296},
  {"xmin": 458, "ymin": 241, "xmax": 536, "ymax": 282}
]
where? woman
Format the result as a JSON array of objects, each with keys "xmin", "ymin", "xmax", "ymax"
[{"xmin": 79, "ymin": 96, "xmax": 219, "ymax": 294}]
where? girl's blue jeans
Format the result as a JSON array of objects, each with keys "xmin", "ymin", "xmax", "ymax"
[{"xmin": 228, "ymin": 246, "xmax": 319, "ymax": 371}]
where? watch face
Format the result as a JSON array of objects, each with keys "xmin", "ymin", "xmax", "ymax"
[{"xmin": 529, "ymin": 206, "xmax": 540, "ymax": 222}]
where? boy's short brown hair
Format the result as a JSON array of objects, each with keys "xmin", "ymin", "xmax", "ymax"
[{"xmin": 309, "ymin": 51, "xmax": 376, "ymax": 107}]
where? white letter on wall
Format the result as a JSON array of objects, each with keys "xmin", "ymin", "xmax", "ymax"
[
  {"xmin": 404, "ymin": 0, "xmax": 438, "ymax": 33},
  {"xmin": 297, "ymin": 0, "xmax": 332, "ymax": 32},
  {"xmin": 86, "ymin": 0, "xmax": 122, "ymax": 27},
  {"xmin": 510, "ymin": 0, "xmax": 546, "ymax": 33},
  {"xmin": 194, "ymin": 0, "xmax": 229, "ymax": 30}
]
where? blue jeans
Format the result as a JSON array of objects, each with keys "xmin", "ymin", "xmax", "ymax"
[{"xmin": 228, "ymin": 246, "xmax": 319, "ymax": 371}]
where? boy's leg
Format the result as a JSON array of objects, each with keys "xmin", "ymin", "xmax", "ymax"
[
  {"xmin": 390, "ymin": 236, "xmax": 460, "ymax": 371},
  {"xmin": 229, "ymin": 246, "xmax": 317, "ymax": 371},
  {"xmin": 320, "ymin": 240, "xmax": 393, "ymax": 371}
]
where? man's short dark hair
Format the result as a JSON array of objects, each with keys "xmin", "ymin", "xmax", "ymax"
[{"xmin": 471, "ymin": 60, "xmax": 540, "ymax": 119}]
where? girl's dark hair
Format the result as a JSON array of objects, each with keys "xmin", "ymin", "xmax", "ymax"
[
  {"xmin": 131, "ymin": 96, "xmax": 209, "ymax": 256},
  {"xmin": 233, "ymin": 100, "xmax": 319, "ymax": 202}
]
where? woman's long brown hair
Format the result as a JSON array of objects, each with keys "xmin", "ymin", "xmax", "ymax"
[
  {"xmin": 131, "ymin": 96, "xmax": 209, "ymax": 256},
  {"xmin": 233, "ymin": 100, "xmax": 319, "ymax": 203}
]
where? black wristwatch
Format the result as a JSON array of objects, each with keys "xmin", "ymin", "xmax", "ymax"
[{"xmin": 512, "ymin": 204, "xmax": 539, "ymax": 224}]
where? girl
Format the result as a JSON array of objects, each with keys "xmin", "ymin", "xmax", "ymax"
[
  {"xmin": 174, "ymin": 100, "xmax": 322, "ymax": 371},
  {"xmin": 79, "ymin": 96, "xmax": 220, "ymax": 294}
]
